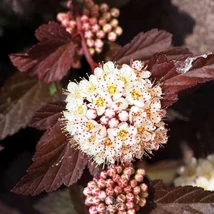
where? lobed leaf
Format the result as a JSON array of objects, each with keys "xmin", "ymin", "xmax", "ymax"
[
  {"xmin": 0, "ymin": 72, "xmax": 61, "ymax": 140},
  {"xmin": 141, "ymin": 180, "xmax": 214, "ymax": 214},
  {"xmin": 12, "ymin": 122, "xmax": 88, "ymax": 195},
  {"xmin": 10, "ymin": 21, "xmax": 80, "ymax": 83},
  {"xmin": 29, "ymin": 101, "xmax": 65, "ymax": 130},
  {"xmin": 112, "ymin": 29, "xmax": 172, "ymax": 64}
]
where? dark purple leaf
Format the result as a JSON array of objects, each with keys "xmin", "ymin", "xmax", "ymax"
[
  {"xmin": 0, "ymin": 72, "xmax": 61, "ymax": 140},
  {"xmin": 112, "ymin": 29, "xmax": 172, "ymax": 64},
  {"xmin": 10, "ymin": 21, "xmax": 81, "ymax": 83},
  {"xmin": 12, "ymin": 122, "xmax": 88, "ymax": 195},
  {"xmin": 88, "ymin": 162, "xmax": 102, "ymax": 178},
  {"xmin": 29, "ymin": 101, "xmax": 65, "ymax": 130},
  {"xmin": 141, "ymin": 180, "xmax": 214, "ymax": 214}
]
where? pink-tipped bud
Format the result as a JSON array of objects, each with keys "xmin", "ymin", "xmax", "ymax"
[
  {"xmin": 103, "ymin": 12, "xmax": 111, "ymax": 21},
  {"xmin": 105, "ymin": 196, "xmax": 115, "ymax": 205},
  {"xmin": 108, "ymin": 32, "xmax": 117, "ymax": 42},
  {"xmin": 96, "ymin": 30, "xmax": 105, "ymax": 39},
  {"xmin": 69, "ymin": 20, "xmax": 76, "ymax": 28},
  {"xmin": 85, "ymin": 196, "xmax": 94, "ymax": 206},
  {"xmin": 87, "ymin": 39, "xmax": 94, "ymax": 48},
  {"xmin": 110, "ymin": 8, "xmax": 120, "ymax": 17},
  {"xmin": 108, "ymin": 118, "xmax": 119, "ymax": 128},
  {"xmin": 110, "ymin": 19, "xmax": 119, "ymax": 27},
  {"xmin": 134, "ymin": 195, "xmax": 140, "ymax": 204},
  {"xmin": 114, "ymin": 186, "xmax": 122, "ymax": 195},
  {"xmin": 115, "ymin": 165, "xmax": 123, "ymax": 174},
  {"xmin": 133, "ymin": 186, "xmax": 141, "ymax": 195},
  {"xmin": 107, "ymin": 168, "xmax": 116, "ymax": 177},
  {"xmin": 99, "ymin": 3, "xmax": 109, "ymax": 12},
  {"xmin": 91, "ymin": 187, "xmax": 100, "ymax": 195},
  {"xmin": 115, "ymin": 26, "xmax": 123, "ymax": 36},
  {"xmin": 113, "ymin": 174, "xmax": 120, "ymax": 183},
  {"xmin": 127, "ymin": 209, "xmax": 136, "ymax": 214},
  {"xmin": 123, "ymin": 185, "xmax": 132, "ymax": 193},
  {"xmin": 57, "ymin": 13, "xmax": 67, "ymax": 22},
  {"xmin": 89, "ymin": 17, "xmax": 97, "ymax": 25},
  {"xmin": 83, "ymin": 187, "xmax": 91, "ymax": 196},
  {"xmin": 89, "ymin": 48, "xmax": 95, "ymax": 55},
  {"xmin": 103, "ymin": 24, "xmax": 112, "ymax": 33},
  {"xmin": 126, "ymin": 193, "xmax": 135, "ymax": 202},
  {"xmin": 82, "ymin": 22, "xmax": 90, "ymax": 30},
  {"xmin": 126, "ymin": 201, "xmax": 134, "ymax": 209},
  {"xmin": 98, "ymin": 191, "xmax": 107, "ymax": 201},
  {"xmin": 97, "ymin": 203, "xmax": 106, "ymax": 212},
  {"xmin": 83, "ymin": 8, "xmax": 90, "ymax": 16},
  {"xmin": 118, "ymin": 178, "xmax": 128, "ymax": 188},
  {"xmin": 89, "ymin": 205, "xmax": 98, "ymax": 214},
  {"xmin": 97, "ymin": 179, "xmax": 106, "ymax": 188},
  {"xmin": 118, "ymin": 111, "xmax": 129, "ymax": 122},
  {"xmin": 88, "ymin": 181, "xmax": 97, "ymax": 189},
  {"xmin": 99, "ymin": 18, "xmax": 107, "ymax": 26},
  {"xmin": 117, "ymin": 202, "xmax": 126, "ymax": 211},
  {"xmin": 91, "ymin": 24, "xmax": 100, "ymax": 33},
  {"xmin": 93, "ymin": 196, "xmax": 101, "ymax": 205},
  {"xmin": 66, "ymin": 0, "xmax": 72, "ymax": 8},
  {"xmin": 66, "ymin": 27, "xmax": 73, "ymax": 34},
  {"xmin": 107, "ymin": 205, "xmax": 117, "ymax": 212},
  {"xmin": 135, "ymin": 174, "xmax": 144, "ymax": 182},
  {"xmin": 106, "ymin": 187, "xmax": 114, "ymax": 196},
  {"xmin": 81, "ymin": 15, "xmax": 88, "ymax": 22},
  {"xmin": 121, "ymin": 173, "xmax": 130, "ymax": 181},
  {"xmin": 86, "ymin": 109, "xmax": 97, "ymax": 119},
  {"xmin": 116, "ymin": 194, "xmax": 126, "ymax": 203},
  {"xmin": 106, "ymin": 178, "xmax": 114, "ymax": 187},
  {"xmin": 105, "ymin": 108, "xmax": 115, "ymax": 118},
  {"xmin": 123, "ymin": 167, "xmax": 135, "ymax": 176},
  {"xmin": 100, "ymin": 116, "xmax": 109, "ymax": 125},
  {"xmin": 140, "ymin": 183, "xmax": 148, "ymax": 192},
  {"xmin": 138, "ymin": 198, "xmax": 146, "ymax": 207},
  {"xmin": 100, "ymin": 170, "xmax": 108, "ymax": 179},
  {"xmin": 95, "ymin": 39, "xmax": 104, "ymax": 48},
  {"xmin": 136, "ymin": 168, "xmax": 145, "ymax": 175},
  {"xmin": 62, "ymin": 19, "xmax": 70, "ymax": 27},
  {"xmin": 95, "ymin": 47, "xmax": 102, "ymax": 54},
  {"xmin": 130, "ymin": 179, "xmax": 137, "ymax": 188}
]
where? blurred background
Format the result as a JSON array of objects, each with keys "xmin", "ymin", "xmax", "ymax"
[{"xmin": 0, "ymin": 0, "xmax": 214, "ymax": 213}]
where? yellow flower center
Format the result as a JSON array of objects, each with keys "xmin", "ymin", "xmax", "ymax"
[
  {"xmin": 131, "ymin": 89, "xmax": 141, "ymax": 100},
  {"xmin": 95, "ymin": 97, "xmax": 105, "ymax": 107},
  {"xmin": 121, "ymin": 76, "xmax": 128, "ymax": 85},
  {"xmin": 86, "ymin": 122, "xmax": 95, "ymax": 131},
  {"xmin": 104, "ymin": 138, "xmax": 113, "ymax": 147},
  {"xmin": 118, "ymin": 129, "xmax": 129, "ymax": 139},
  {"xmin": 108, "ymin": 85, "xmax": 117, "ymax": 95},
  {"xmin": 77, "ymin": 106, "xmax": 84, "ymax": 115},
  {"xmin": 137, "ymin": 126, "xmax": 145, "ymax": 135},
  {"xmin": 88, "ymin": 85, "xmax": 96, "ymax": 93}
]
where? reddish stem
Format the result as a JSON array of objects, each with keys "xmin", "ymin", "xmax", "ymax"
[{"xmin": 73, "ymin": 0, "xmax": 96, "ymax": 73}]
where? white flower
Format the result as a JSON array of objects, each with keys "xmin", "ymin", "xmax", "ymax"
[
  {"xmin": 63, "ymin": 60, "xmax": 167, "ymax": 165},
  {"xmin": 174, "ymin": 155, "xmax": 214, "ymax": 191}
]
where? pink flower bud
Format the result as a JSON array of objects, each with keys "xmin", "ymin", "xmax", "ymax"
[
  {"xmin": 103, "ymin": 24, "xmax": 112, "ymax": 33},
  {"xmin": 103, "ymin": 12, "xmax": 111, "ymax": 21},
  {"xmin": 100, "ymin": 116, "xmax": 109, "ymax": 125},
  {"xmin": 96, "ymin": 30, "xmax": 105, "ymax": 39},
  {"xmin": 133, "ymin": 186, "xmax": 141, "ymax": 195},
  {"xmin": 89, "ymin": 205, "xmax": 98, "ymax": 214},
  {"xmin": 117, "ymin": 202, "xmax": 126, "ymax": 211},
  {"xmin": 89, "ymin": 48, "xmax": 95, "ymax": 55},
  {"xmin": 91, "ymin": 24, "xmax": 100, "ymax": 33},
  {"xmin": 83, "ymin": 187, "xmax": 91, "ymax": 196},
  {"xmin": 97, "ymin": 179, "xmax": 106, "ymax": 188},
  {"xmin": 85, "ymin": 196, "xmax": 94, "ymax": 206},
  {"xmin": 95, "ymin": 39, "xmax": 104, "ymax": 49},
  {"xmin": 110, "ymin": 19, "xmax": 119, "ymax": 27},
  {"xmin": 121, "ymin": 173, "xmax": 130, "ymax": 181},
  {"xmin": 81, "ymin": 15, "xmax": 88, "ymax": 22},
  {"xmin": 134, "ymin": 195, "xmax": 140, "ymax": 204},
  {"xmin": 91, "ymin": 186, "xmax": 100, "ymax": 195},
  {"xmin": 118, "ymin": 211, "xmax": 127, "ymax": 214},
  {"xmin": 66, "ymin": 27, "xmax": 73, "ymax": 34},
  {"xmin": 116, "ymin": 194, "xmax": 126, "ymax": 203},
  {"xmin": 105, "ymin": 108, "xmax": 115, "ymax": 118},
  {"xmin": 118, "ymin": 178, "xmax": 128, "ymax": 188},
  {"xmin": 126, "ymin": 193, "xmax": 134, "ymax": 202},
  {"xmin": 115, "ymin": 165, "xmax": 123, "ymax": 174},
  {"xmin": 127, "ymin": 209, "xmax": 136, "ymax": 214},
  {"xmin": 136, "ymin": 168, "xmax": 145, "ymax": 175},
  {"xmin": 93, "ymin": 196, "xmax": 101, "ymax": 205},
  {"xmin": 114, "ymin": 185, "xmax": 122, "ymax": 194},
  {"xmin": 110, "ymin": 8, "xmax": 120, "ymax": 17},
  {"xmin": 99, "ymin": 3, "xmax": 109, "ymax": 12},
  {"xmin": 105, "ymin": 196, "xmax": 115, "ymax": 205},
  {"xmin": 56, "ymin": 13, "xmax": 67, "ymax": 22},
  {"xmin": 69, "ymin": 20, "xmax": 76, "ymax": 28},
  {"xmin": 83, "ymin": 8, "xmax": 90, "ymax": 16},
  {"xmin": 86, "ymin": 109, "xmax": 97, "ymax": 119},
  {"xmin": 108, "ymin": 118, "xmax": 119, "ymax": 128},
  {"xmin": 107, "ymin": 205, "xmax": 117, "ymax": 212},
  {"xmin": 82, "ymin": 22, "xmax": 90, "ymax": 30},
  {"xmin": 107, "ymin": 168, "xmax": 116, "ymax": 177},
  {"xmin": 115, "ymin": 26, "xmax": 123, "ymax": 36},
  {"xmin": 138, "ymin": 198, "xmax": 146, "ymax": 207},
  {"xmin": 108, "ymin": 32, "xmax": 117, "ymax": 42},
  {"xmin": 140, "ymin": 183, "xmax": 148, "ymax": 192},
  {"xmin": 95, "ymin": 47, "xmax": 103, "ymax": 54},
  {"xmin": 106, "ymin": 178, "xmax": 114, "ymax": 187},
  {"xmin": 113, "ymin": 174, "xmax": 120, "ymax": 183},
  {"xmin": 118, "ymin": 111, "xmax": 129, "ymax": 122},
  {"xmin": 99, "ymin": 170, "xmax": 108, "ymax": 179},
  {"xmin": 106, "ymin": 187, "xmax": 114, "ymax": 196},
  {"xmin": 123, "ymin": 167, "xmax": 135, "ymax": 175},
  {"xmin": 87, "ymin": 39, "xmax": 94, "ymax": 48},
  {"xmin": 62, "ymin": 19, "xmax": 70, "ymax": 27},
  {"xmin": 126, "ymin": 201, "xmax": 134, "ymax": 209},
  {"xmin": 99, "ymin": 18, "xmax": 107, "ymax": 26},
  {"xmin": 85, "ymin": 30, "xmax": 93, "ymax": 39},
  {"xmin": 98, "ymin": 191, "xmax": 107, "ymax": 201},
  {"xmin": 135, "ymin": 174, "xmax": 144, "ymax": 182},
  {"xmin": 66, "ymin": 0, "xmax": 72, "ymax": 8},
  {"xmin": 123, "ymin": 185, "xmax": 132, "ymax": 193},
  {"xmin": 88, "ymin": 181, "xmax": 97, "ymax": 189},
  {"xmin": 97, "ymin": 203, "xmax": 106, "ymax": 212},
  {"xmin": 130, "ymin": 179, "xmax": 137, "ymax": 188},
  {"xmin": 89, "ymin": 17, "xmax": 97, "ymax": 25}
]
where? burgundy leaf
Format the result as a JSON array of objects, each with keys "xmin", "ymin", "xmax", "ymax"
[
  {"xmin": 141, "ymin": 180, "xmax": 214, "ymax": 214},
  {"xmin": 10, "ymin": 21, "xmax": 80, "ymax": 83},
  {"xmin": 12, "ymin": 122, "xmax": 88, "ymax": 195},
  {"xmin": 0, "ymin": 72, "xmax": 61, "ymax": 140},
  {"xmin": 29, "ymin": 101, "xmax": 65, "ymax": 130},
  {"xmin": 162, "ymin": 54, "xmax": 214, "ymax": 107},
  {"xmin": 112, "ymin": 29, "xmax": 172, "ymax": 64},
  {"xmin": 69, "ymin": 184, "xmax": 89, "ymax": 214},
  {"xmin": 88, "ymin": 162, "xmax": 102, "ymax": 178}
]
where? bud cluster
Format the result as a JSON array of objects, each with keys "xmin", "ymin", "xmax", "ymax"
[
  {"xmin": 57, "ymin": 0, "xmax": 122, "ymax": 55},
  {"xmin": 84, "ymin": 164, "xmax": 148, "ymax": 214}
]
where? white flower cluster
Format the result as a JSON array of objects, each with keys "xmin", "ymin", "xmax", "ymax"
[
  {"xmin": 63, "ymin": 61, "xmax": 168, "ymax": 165},
  {"xmin": 174, "ymin": 155, "xmax": 214, "ymax": 190}
]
